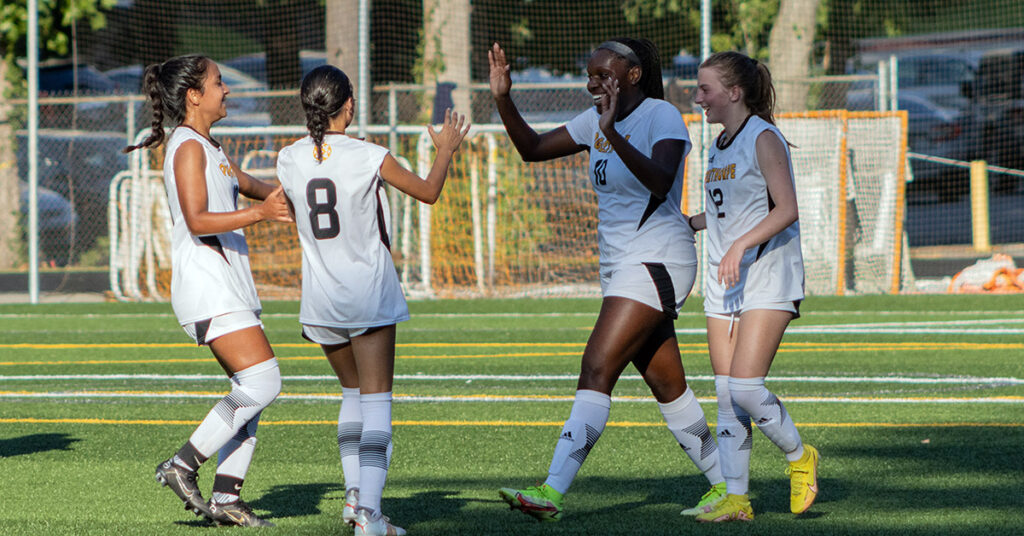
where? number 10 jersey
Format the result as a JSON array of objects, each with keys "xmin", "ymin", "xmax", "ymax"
[{"xmin": 277, "ymin": 133, "xmax": 410, "ymax": 328}]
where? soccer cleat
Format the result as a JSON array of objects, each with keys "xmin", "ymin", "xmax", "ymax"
[
  {"xmin": 498, "ymin": 484, "xmax": 563, "ymax": 523},
  {"xmin": 207, "ymin": 499, "xmax": 275, "ymax": 527},
  {"xmin": 695, "ymin": 494, "xmax": 754, "ymax": 522},
  {"xmin": 680, "ymin": 481, "xmax": 727, "ymax": 516},
  {"xmin": 342, "ymin": 488, "xmax": 360, "ymax": 527},
  {"xmin": 787, "ymin": 444, "xmax": 820, "ymax": 514},
  {"xmin": 155, "ymin": 458, "xmax": 211, "ymax": 518},
  {"xmin": 354, "ymin": 508, "xmax": 406, "ymax": 536}
]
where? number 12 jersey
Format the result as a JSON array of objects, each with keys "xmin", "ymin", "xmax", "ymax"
[{"xmin": 277, "ymin": 133, "xmax": 410, "ymax": 328}]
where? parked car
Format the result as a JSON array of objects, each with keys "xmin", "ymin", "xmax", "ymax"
[
  {"xmin": 961, "ymin": 47, "xmax": 1024, "ymax": 191},
  {"xmin": 19, "ymin": 182, "xmax": 79, "ymax": 266},
  {"xmin": 222, "ymin": 50, "xmax": 328, "ymax": 86},
  {"xmin": 845, "ymin": 53, "xmax": 980, "ymax": 110},
  {"xmin": 848, "ymin": 90, "xmax": 972, "ymax": 200},
  {"xmin": 16, "ymin": 130, "xmax": 127, "ymax": 254},
  {"xmin": 27, "ymin": 62, "xmax": 124, "ymax": 130},
  {"xmin": 104, "ymin": 63, "xmax": 272, "ymax": 128}
]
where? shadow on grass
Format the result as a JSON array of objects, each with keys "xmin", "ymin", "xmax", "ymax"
[{"xmin": 0, "ymin": 433, "xmax": 79, "ymax": 457}]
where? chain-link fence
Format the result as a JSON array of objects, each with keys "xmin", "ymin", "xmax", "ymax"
[{"xmin": 3, "ymin": 0, "xmax": 1024, "ymax": 292}]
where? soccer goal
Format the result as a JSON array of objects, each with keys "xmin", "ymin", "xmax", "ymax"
[{"xmin": 109, "ymin": 111, "xmax": 911, "ymax": 301}]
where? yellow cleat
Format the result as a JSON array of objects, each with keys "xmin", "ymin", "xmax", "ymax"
[
  {"xmin": 680, "ymin": 482, "xmax": 727, "ymax": 516},
  {"xmin": 695, "ymin": 494, "xmax": 754, "ymax": 522},
  {"xmin": 787, "ymin": 444, "xmax": 820, "ymax": 514}
]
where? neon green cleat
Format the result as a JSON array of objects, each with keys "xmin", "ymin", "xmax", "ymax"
[
  {"xmin": 695, "ymin": 493, "xmax": 754, "ymax": 523},
  {"xmin": 498, "ymin": 484, "xmax": 563, "ymax": 522},
  {"xmin": 787, "ymin": 444, "xmax": 820, "ymax": 514},
  {"xmin": 680, "ymin": 482, "xmax": 727, "ymax": 516}
]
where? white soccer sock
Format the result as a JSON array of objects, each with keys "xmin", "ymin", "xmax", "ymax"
[
  {"xmin": 544, "ymin": 389, "xmax": 611, "ymax": 496},
  {"xmin": 187, "ymin": 358, "xmax": 281, "ymax": 458},
  {"xmin": 212, "ymin": 414, "xmax": 260, "ymax": 504},
  {"xmin": 658, "ymin": 387, "xmax": 723, "ymax": 485},
  {"xmin": 338, "ymin": 387, "xmax": 362, "ymax": 491},
  {"xmin": 357, "ymin": 392, "xmax": 393, "ymax": 515},
  {"xmin": 715, "ymin": 375, "xmax": 752, "ymax": 495},
  {"xmin": 729, "ymin": 377, "xmax": 804, "ymax": 462}
]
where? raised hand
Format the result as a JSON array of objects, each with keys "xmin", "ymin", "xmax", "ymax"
[
  {"xmin": 260, "ymin": 185, "xmax": 294, "ymax": 223},
  {"xmin": 428, "ymin": 108, "xmax": 471, "ymax": 154},
  {"xmin": 488, "ymin": 42, "xmax": 512, "ymax": 98},
  {"xmin": 597, "ymin": 77, "xmax": 620, "ymax": 135}
]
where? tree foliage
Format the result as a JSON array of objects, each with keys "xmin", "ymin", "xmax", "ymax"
[{"xmin": 1, "ymin": 0, "xmax": 116, "ymax": 92}]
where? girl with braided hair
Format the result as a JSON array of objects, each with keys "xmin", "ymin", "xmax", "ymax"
[
  {"xmin": 276, "ymin": 65, "xmax": 469, "ymax": 536},
  {"xmin": 126, "ymin": 54, "xmax": 293, "ymax": 527},
  {"xmin": 489, "ymin": 38, "xmax": 724, "ymax": 523},
  {"xmin": 688, "ymin": 51, "xmax": 818, "ymax": 522}
]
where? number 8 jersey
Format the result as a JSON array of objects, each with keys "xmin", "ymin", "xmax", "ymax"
[{"xmin": 277, "ymin": 133, "xmax": 410, "ymax": 328}]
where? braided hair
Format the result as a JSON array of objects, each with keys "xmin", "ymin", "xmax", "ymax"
[
  {"xmin": 601, "ymin": 37, "xmax": 664, "ymax": 100},
  {"xmin": 124, "ymin": 55, "xmax": 211, "ymax": 153},
  {"xmin": 700, "ymin": 51, "xmax": 777, "ymax": 125},
  {"xmin": 299, "ymin": 65, "xmax": 353, "ymax": 163}
]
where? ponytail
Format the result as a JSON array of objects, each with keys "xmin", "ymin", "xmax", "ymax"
[
  {"xmin": 124, "ymin": 55, "xmax": 211, "ymax": 153},
  {"xmin": 299, "ymin": 65, "xmax": 353, "ymax": 163},
  {"xmin": 700, "ymin": 51, "xmax": 777, "ymax": 125}
]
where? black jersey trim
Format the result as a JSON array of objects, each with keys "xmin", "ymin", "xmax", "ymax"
[
  {"xmin": 194, "ymin": 318, "xmax": 212, "ymax": 346},
  {"xmin": 375, "ymin": 187, "xmax": 391, "ymax": 250},
  {"xmin": 755, "ymin": 240, "xmax": 769, "ymax": 261},
  {"xmin": 715, "ymin": 114, "xmax": 754, "ymax": 151},
  {"xmin": 198, "ymin": 235, "xmax": 230, "ymax": 264},
  {"xmin": 643, "ymin": 262, "xmax": 678, "ymax": 319},
  {"xmin": 637, "ymin": 193, "xmax": 666, "ymax": 230}
]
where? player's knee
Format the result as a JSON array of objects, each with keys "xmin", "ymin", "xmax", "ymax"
[{"xmin": 235, "ymin": 358, "xmax": 281, "ymax": 408}]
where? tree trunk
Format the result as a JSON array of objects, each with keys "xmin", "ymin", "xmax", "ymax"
[
  {"xmin": 767, "ymin": 0, "xmax": 821, "ymax": 112},
  {"xmin": 422, "ymin": 0, "xmax": 472, "ymax": 122},
  {"xmin": 326, "ymin": 0, "xmax": 361, "ymax": 83},
  {"xmin": 0, "ymin": 60, "xmax": 21, "ymax": 269}
]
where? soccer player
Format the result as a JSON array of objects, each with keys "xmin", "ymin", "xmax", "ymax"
[
  {"xmin": 125, "ymin": 55, "xmax": 293, "ymax": 527},
  {"xmin": 276, "ymin": 65, "xmax": 469, "ymax": 536},
  {"xmin": 488, "ymin": 39, "xmax": 725, "ymax": 522},
  {"xmin": 687, "ymin": 51, "xmax": 820, "ymax": 522}
]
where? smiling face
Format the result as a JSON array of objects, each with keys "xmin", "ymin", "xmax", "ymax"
[
  {"xmin": 694, "ymin": 65, "xmax": 739, "ymax": 124},
  {"xmin": 189, "ymin": 60, "xmax": 230, "ymax": 123},
  {"xmin": 586, "ymin": 48, "xmax": 641, "ymax": 114}
]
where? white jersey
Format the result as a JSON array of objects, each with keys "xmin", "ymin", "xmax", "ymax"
[
  {"xmin": 564, "ymin": 98, "xmax": 696, "ymax": 268},
  {"xmin": 277, "ymin": 133, "xmax": 410, "ymax": 328},
  {"xmin": 703, "ymin": 115, "xmax": 805, "ymax": 313},
  {"xmin": 163, "ymin": 126, "xmax": 261, "ymax": 325}
]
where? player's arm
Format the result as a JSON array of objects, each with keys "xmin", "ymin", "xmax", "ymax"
[
  {"xmin": 230, "ymin": 159, "xmax": 278, "ymax": 201},
  {"xmin": 381, "ymin": 109, "xmax": 471, "ymax": 205},
  {"xmin": 175, "ymin": 140, "xmax": 291, "ymax": 236},
  {"xmin": 607, "ymin": 136, "xmax": 685, "ymax": 199},
  {"xmin": 489, "ymin": 43, "xmax": 587, "ymax": 162},
  {"xmin": 716, "ymin": 131, "xmax": 798, "ymax": 287}
]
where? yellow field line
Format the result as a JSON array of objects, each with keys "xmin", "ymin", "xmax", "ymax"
[{"xmin": 0, "ymin": 417, "xmax": 1019, "ymax": 428}]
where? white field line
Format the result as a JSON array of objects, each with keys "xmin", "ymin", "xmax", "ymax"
[
  {"xmin": 0, "ymin": 391, "xmax": 1020, "ymax": 404},
  {"xmin": 0, "ymin": 373, "xmax": 1021, "ymax": 385},
  {"xmin": 3, "ymin": 310, "xmax": 1024, "ymax": 319}
]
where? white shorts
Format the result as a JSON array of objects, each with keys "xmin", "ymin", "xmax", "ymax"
[
  {"xmin": 600, "ymin": 262, "xmax": 696, "ymax": 319},
  {"xmin": 302, "ymin": 324, "xmax": 371, "ymax": 346},
  {"xmin": 182, "ymin": 310, "xmax": 263, "ymax": 346}
]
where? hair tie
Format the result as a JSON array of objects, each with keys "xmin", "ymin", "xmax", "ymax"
[{"xmin": 597, "ymin": 41, "xmax": 641, "ymax": 66}]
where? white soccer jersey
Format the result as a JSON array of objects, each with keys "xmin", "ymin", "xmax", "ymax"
[
  {"xmin": 277, "ymin": 133, "xmax": 410, "ymax": 328},
  {"xmin": 163, "ymin": 126, "xmax": 261, "ymax": 325},
  {"xmin": 703, "ymin": 115, "xmax": 805, "ymax": 314},
  {"xmin": 564, "ymin": 98, "xmax": 696, "ymax": 269}
]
